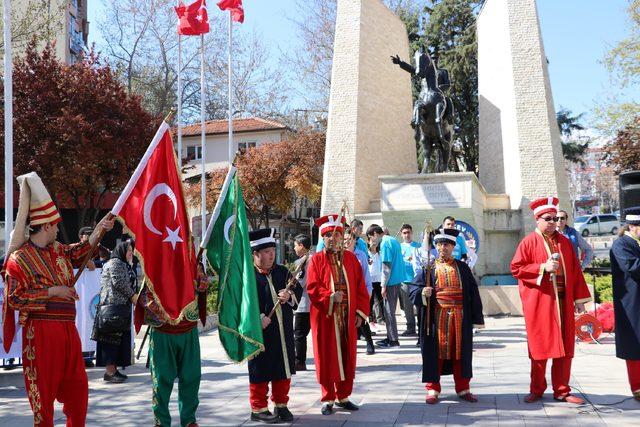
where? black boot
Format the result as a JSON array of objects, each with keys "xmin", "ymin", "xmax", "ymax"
[
  {"xmin": 274, "ymin": 406, "xmax": 294, "ymax": 422},
  {"xmin": 103, "ymin": 372, "xmax": 126, "ymax": 383},
  {"xmin": 321, "ymin": 403, "xmax": 333, "ymax": 415},
  {"xmin": 250, "ymin": 410, "xmax": 279, "ymax": 423},
  {"xmin": 366, "ymin": 341, "xmax": 375, "ymax": 355},
  {"xmin": 336, "ymin": 400, "xmax": 360, "ymax": 411}
]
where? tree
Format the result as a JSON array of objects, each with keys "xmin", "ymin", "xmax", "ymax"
[
  {"xmin": 287, "ymin": 0, "xmax": 425, "ymax": 112},
  {"xmin": 595, "ymin": 0, "xmax": 640, "ymax": 137},
  {"xmin": 99, "ymin": 0, "xmax": 290, "ymax": 121},
  {"xmin": 186, "ymin": 130, "xmax": 326, "ymax": 228},
  {"xmin": 0, "ymin": 42, "xmax": 157, "ymax": 241},
  {"xmin": 556, "ymin": 108, "xmax": 590, "ymax": 165},
  {"xmin": 604, "ymin": 116, "xmax": 640, "ymax": 174},
  {"xmin": 0, "ymin": 1, "xmax": 64, "ymax": 55}
]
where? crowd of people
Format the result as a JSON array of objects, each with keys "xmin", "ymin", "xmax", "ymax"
[{"xmin": 2, "ymin": 174, "xmax": 639, "ymax": 426}]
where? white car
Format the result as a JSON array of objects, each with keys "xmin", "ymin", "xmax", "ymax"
[{"xmin": 574, "ymin": 214, "xmax": 619, "ymax": 237}]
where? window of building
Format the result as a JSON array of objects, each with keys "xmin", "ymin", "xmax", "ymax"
[
  {"xmin": 186, "ymin": 145, "xmax": 202, "ymax": 161},
  {"xmin": 238, "ymin": 141, "xmax": 257, "ymax": 152}
]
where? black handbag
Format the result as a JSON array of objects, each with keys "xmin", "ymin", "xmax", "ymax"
[{"xmin": 97, "ymin": 304, "xmax": 130, "ymax": 333}]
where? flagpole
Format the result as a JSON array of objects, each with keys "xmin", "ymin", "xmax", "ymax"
[
  {"xmin": 227, "ymin": 12, "xmax": 234, "ymax": 164},
  {"xmin": 3, "ymin": 0, "xmax": 13, "ymax": 253},
  {"xmin": 177, "ymin": 1, "xmax": 182, "ymax": 169},
  {"xmin": 200, "ymin": 33, "xmax": 207, "ymax": 252}
]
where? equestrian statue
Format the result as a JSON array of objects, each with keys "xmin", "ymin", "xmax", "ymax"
[{"xmin": 391, "ymin": 48, "xmax": 456, "ymax": 173}]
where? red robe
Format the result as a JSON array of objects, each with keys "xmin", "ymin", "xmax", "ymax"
[
  {"xmin": 511, "ymin": 229, "xmax": 591, "ymax": 360},
  {"xmin": 306, "ymin": 250, "xmax": 370, "ymax": 384}
]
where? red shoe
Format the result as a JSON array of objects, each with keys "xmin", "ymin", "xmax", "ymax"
[
  {"xmin": 458, "ymin": 392, "xmax": 478, "ymax": 402},
  {"xmin": 554, "ymin": 394, "xmax": 584, "ymax": 404},
  {"xmin": 425, "ymin": 395, "xmax": 439, "ymax": 405},
  {"xmin": 524, "ymin": 393, "xmax": 542, "ymax": 403}
]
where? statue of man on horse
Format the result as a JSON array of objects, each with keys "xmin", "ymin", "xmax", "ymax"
[{"xmin": 391, "ymin": 47, "xmax": 456, "ymax": 173}]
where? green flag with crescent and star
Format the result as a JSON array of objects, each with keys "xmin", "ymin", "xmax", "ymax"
[{"xmin": 201, "ymin": 166, "xmax": 264, "ymax": 362}]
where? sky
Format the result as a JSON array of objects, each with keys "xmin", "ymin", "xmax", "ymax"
[{"xmin": 88, "ymin": 0, "xmax": 639, "ymax": 123}]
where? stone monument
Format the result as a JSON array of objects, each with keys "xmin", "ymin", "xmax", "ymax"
[
  {"xmin": 320, "ymin": 0, "xmax": 575, "ymax": 315},
  {"xmin": 478, "ymin": 0, "xmax": 570, "ymax": 217},
  {"xmin": 320, "ymin": 0, "xmax": 417, "ymax": 216}
]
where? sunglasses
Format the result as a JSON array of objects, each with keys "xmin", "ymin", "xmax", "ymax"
[
  {"xmin": 540, "ymin": 216, "xmax": 559, "ymax": 222},
  {"xmin": 557, "ymin": 216, "xmax": 567, "ymax": 221}
]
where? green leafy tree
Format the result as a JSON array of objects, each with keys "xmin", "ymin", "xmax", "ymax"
[{"xmin": 556, "ymin": 108, "xmax": 590, "ymax": 165}]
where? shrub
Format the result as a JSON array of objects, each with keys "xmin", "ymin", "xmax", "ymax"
[
  {"xmin": 206, "ymin": 276, "xmax": 220, "ymax": 314},
  {"xmin": 583, "ymin": 273, "xmax": 613, "ymax": 302}
]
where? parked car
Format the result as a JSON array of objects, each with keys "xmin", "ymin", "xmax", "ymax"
[{"xmin": 574, "ymin": 214, "xmax": 620, "ymax": 237}]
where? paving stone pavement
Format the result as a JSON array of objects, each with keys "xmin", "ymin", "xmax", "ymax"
[{"xmin": 0, "ymin": 315, "xmax": 639, "ymax": 426}]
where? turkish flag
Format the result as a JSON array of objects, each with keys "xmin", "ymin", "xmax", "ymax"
[
  {"xmin": 112, "ymin": 122, "xmax": 197, "ymax": 323},
  {"xmin": 217, "ymin": 0, "xmax": 244, "ymax": 23},
  {"xmin": 175, "ymin": 0, "xmax": 210, "ymax": 35}
]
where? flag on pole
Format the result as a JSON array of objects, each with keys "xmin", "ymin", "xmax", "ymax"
[
  {"xmin": 201, "ymin": 166, "xmax": 263, "ymax": 362},
  {"xmin": 217, "ymin": 0, "xmax": 244, "ymax": 23},
  {"xmin": 175, "ymin": 0, "xmax": 210, "ymax": 35},
  {"xmin": 112, "ymin": 121, "xmax": 197, "ymax": 325}
]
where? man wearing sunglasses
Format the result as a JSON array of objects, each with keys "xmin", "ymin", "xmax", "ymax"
[
  {"xmin": 556, "ymin": 210, "xmax": 594, "ymax": 270},
  {"xmin": 511, "ymin": 197, "xmax": 591, "ymax": 404}
]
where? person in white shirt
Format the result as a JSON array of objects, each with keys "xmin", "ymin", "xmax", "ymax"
[{"xmin": 368, "ymin": 239, "xmax": 384, "ymax": 331}]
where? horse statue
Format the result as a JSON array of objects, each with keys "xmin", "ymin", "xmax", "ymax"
[{"xmin": 391, "ymin": 48, "xmax": 456, "ymax": 173}]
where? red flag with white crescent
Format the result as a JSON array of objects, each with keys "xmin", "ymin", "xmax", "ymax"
[
  {"xmin": 175, "ymin": 0, "xmax": 210, "ymax": 35},
  {"xmin": 217, "ymin": 0, "xmax": 244, "ymax": 23},
  {"xmin": 112, "ymin": 121, "xmax": 196, "ymax": 324}
]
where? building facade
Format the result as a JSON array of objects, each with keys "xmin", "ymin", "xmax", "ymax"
[
  {"xmin": 177, "ymin": 117, "xmax": 289, "ymax": 179},
  {"xmin": 11, "ymin": 0, "xmax": 88, "ymax": 64},
  {"xmin": 566, "ymin": 146, "xmax": 619, "ymax": 216}
]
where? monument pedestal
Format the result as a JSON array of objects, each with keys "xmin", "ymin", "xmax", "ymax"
[{"xmin": 373, "ymin": 172, "xmax": 521, "ymax": 279}]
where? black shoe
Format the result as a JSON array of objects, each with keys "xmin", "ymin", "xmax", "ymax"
[
  {"xmin": 321, "ymin": 403, "xmax": 333, "ymax": 416},
  {"xmin": 103, "ymin": 372, "xmax": 126, "ymax": 383},
  {"xmin": 416, "ymin": 340, "xmax": 421, "ymax": 347},
  {"xmin": 366, "ymin": 342, "xmax": 375, "ymax": 355},
  {"xmin": 400, "ymin": 330, "xmax": 417, "ymax": 336},
  {"xmin": 336, "ymin": 400, "xmax": 360, "ymax": 411},
  {"xmin": 114, "ymin": 370, "xmax": 128, "ymax": 380},
  {"xmin": 375, "ymin": 338, "xmax": 389, "ymax": 347},
  {"xmin": 294, "ymin": 361, "xmax": 307, "ymax": 371},
  {"xmin": 376, "ymin": 339, "xmax": 400, "ymax": 348},
  {"xmin": 250, "ymin": 411, "xmax": 279, "ymax": 423},
  {"xmin": 84, "ymin": 360, "xmax": 95, "ymax": 368},
  {"xmin": 274, "ymin": 406, "xmax": 293, "ymax": 422}
]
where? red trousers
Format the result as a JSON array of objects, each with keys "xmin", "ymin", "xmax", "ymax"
[
  {"xmin": 22, "ymin": 320, "xmax": 88, "ymax": 427},
  {"xmin": 320, "ymin": 378, "xmax": 354, "ymax": 403},
  {"xmin": 249, "ymin": 379, "xmax": 291, "ymax": 412},
  {"xmin": 627, "ymin": 360, "xmax": 640, "ymax": 395},
  {"xmin": 425, "ymin": 359, "xmax": 471, "ymax": 396},
  {"xmin": 530, "ymin": 357, "xmax": 572, "ymax": 398}
]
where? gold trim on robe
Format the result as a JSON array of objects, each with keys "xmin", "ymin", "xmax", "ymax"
[{"xmin": 266, "ymin": 275, "xmax": 291, "ymax": 379}]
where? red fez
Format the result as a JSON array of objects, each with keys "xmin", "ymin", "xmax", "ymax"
[
  {"xmin": 315, "ymin": 214, "xmax": 347, "ymax": 236},
  {"xmin": 529, "ymin": 197, "xmax": 559, "ymax": 219}
]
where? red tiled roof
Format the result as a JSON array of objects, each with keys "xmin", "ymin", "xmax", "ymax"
[{"xmin": 176, "ymin": 117, "xmax": 288, "ymax": 137}]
